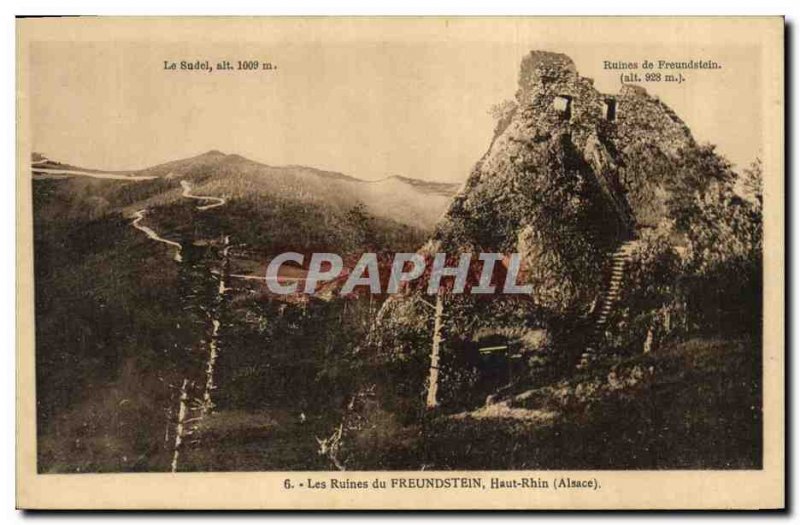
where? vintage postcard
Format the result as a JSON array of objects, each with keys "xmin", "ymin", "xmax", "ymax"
[{"xmin": 16, "ymin": 17, "xmax": 784, "ymax": 510}]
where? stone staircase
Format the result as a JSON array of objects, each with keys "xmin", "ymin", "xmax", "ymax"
[{"xmin": 577, "ymin": 240, "xmax": 638, "ymax": 369}]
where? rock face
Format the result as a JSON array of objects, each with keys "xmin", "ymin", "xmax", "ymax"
[
  {"xmin": 372, "ymin": 51, "xmax": 705, "ymax": 387},
  {"xmin": 436, "ymin": 51, "xmax": 697, "ymax": 306}
]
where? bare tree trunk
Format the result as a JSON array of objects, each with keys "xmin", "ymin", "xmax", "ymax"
[
  {"xmin": 164, "ymin": 406, "xmax": 172, "ymax": 446},
  {"xmin": 171, "ymin": 378, "xmax": 189, "ymax": 473},
  {"xmin": 316, "ymin": 423, "xmax": 345, "ymax": 471},
  {"xmin": 201, "ymin": 236, "xmax": 229, "ymax": 417},
  {"xmin": 643, "ymin": 326, "xmax": 654, "ymax": 354},
  {"xmin": 426, "ymin": 291, "xmax": 444, "ymax": 410}
]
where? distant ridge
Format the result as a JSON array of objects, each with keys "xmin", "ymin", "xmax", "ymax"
[
  {"xmin": 34, "ymin": 149, "xmax": 461, "ymax": 192},
  {"xmin": 366, "ymin": 175, "xmax": 461, "ymax": 197},
  {"xmin": 32, "ymin": 150, "xmax": 462, "ymax": 230}
]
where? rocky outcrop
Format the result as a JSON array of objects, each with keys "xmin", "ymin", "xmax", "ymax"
[{"xmin": 372, "ymin": 50, "xmax": 707, "ymax": 391}]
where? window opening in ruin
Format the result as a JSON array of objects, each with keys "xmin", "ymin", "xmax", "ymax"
[
  {"xmin": 603, "ymin": 98, "xmax": 617, "ymax": 121},
  {"xmin": 553, "ymin": 95, "xmax": 572, "ymax": 119}
]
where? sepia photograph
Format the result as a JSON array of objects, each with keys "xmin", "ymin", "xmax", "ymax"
[{"xmin": 15, "ymin": 16, "xmax": 784, "ymax": 510}]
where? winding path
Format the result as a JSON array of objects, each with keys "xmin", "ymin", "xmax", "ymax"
[
  {"xmin": 126, "ymin": 179, "xmax": 235, "ymax": 471},
  {"xmin": 180, "ymin": 180, "xmax": 226, "ymax": 210},
  {"xmin": 130, "ymin": 179, "xmax": 227, "ymax": 261},
  {"xmin": 33, "ymin": 167, "xmax": 157, "ymax": 181},
  {"xmin": 131, "ymin": 179, "xmax": 275, "ymax": 282},
  {"xmin": 229, "ymin": 274, "xmax": 306, "ymax": 282},
  {"xmin": 131, "ymin": 209, "xmax": 183, "ymax": 262}
]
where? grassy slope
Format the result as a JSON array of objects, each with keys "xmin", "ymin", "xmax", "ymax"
[
  {"xmin": 350, "ymin": 337, "xmax": 762, "ymax": 470},
  {"xmin": 129, "ymin": 152, "xmax": 458, "ymax": 231},
  {"xmin": 34, "ymin": 205, "xmax": 188, "ymax": 472},
  {"xmin": 169, "ymin": 336, "xmax": 762, "ymax": 472},
  {"xmin": 32, "ymin": 171, "xmax": 425, "ymax": 472}
]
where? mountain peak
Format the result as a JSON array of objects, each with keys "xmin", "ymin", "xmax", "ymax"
[{"xmin": 201, "ymin": 149, "xmax": 226, "ymax": 157}]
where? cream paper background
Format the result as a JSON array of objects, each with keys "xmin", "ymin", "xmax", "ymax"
[{"xmin": 16, "ymin": 16, "xmax": 784, "ymax": 509}]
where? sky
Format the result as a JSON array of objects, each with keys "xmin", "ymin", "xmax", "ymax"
[{"xmin": 27, "ymin": 26, "xmax": 764, "ymax": 183}]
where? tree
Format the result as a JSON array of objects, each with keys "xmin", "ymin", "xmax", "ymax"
[
  {"xmin": 426, "ymin": 291, "xmax": 445, "ymax": 409},
  {"xmin": 669, "ymin": 150, "xmax": 763, "ymax": 335},
  {"xmin": 345, "ymin": 203, "xmax": 376, "ymax": 250}
]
